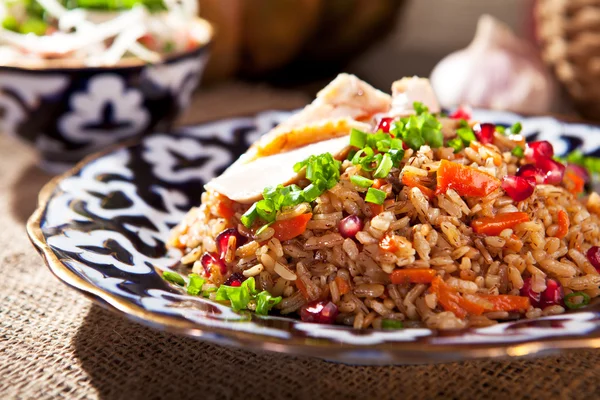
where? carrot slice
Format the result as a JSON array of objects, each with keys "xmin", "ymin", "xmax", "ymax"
[
  {"xmin": 372, "ymin": 178, "xmax": 387, "ymax": 189},
  {"xmin": 380, "ymin": 234, "xmax": 402, "ymax": 253},
  {"xmin": 478, "ymin": 294, "xmax": 531, "ymax": 312},
  {"xmin": 555, "ymin": 210, "xmax": 570, "ymax": 239},
  {"xmin": 295, "ymin": 278, "xmax": 310, "ymax": 300},
  {"xmin": 335, "ymin": 276, "xmax": 351, "ymax": 295},
  {"xmin": 402, "ymin": 173, "xmax": 435, "ymax": 199},
  {"xmin": 430, "ymin": 277, "xmax": 485, "ymax": 318},
  {"xmin": 367, "ymin": 202, "xmax": 384, "ymax": 216},
  {"xmin": 471, "ymin": 212, "xmax": 530, "ymax": 236},
  {"xmin": 271, "ymin": 213, "xmax": 312, "ymax": 242},
  {"xmin": 436, "ymin": 159, "xmax": 501, "ymax": 197},
  {"xmin": 390, "ymin": 268, "xmax": 437, "ymax": 284},
  {"xmin": 564, "ymin": 170, "xmax": 585, "ymax": 196}
]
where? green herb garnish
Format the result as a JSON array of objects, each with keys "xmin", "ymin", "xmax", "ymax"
[
  {"xmin": 240, "ymin": 153, "xmax": 341, "ymax": 228},
  {"xmin": 560, "ymin": 150, "xmax": 600, "ymax": 175},
  {"xmin": 350, "ymin": 175, "xmax": 374, "ymax": 188},
  {"xmin": 187, "ymin": 273, "xmax": 205, "ymax": 295},
  {"xmin": 564, "ymin": 292, "xmax": 591, "ymax": 309},
  {"xmin": 388, "ymin": 103, "xmax": 443, "ymax": 150},
  {"xmin": 381, "ymin": 319, "xmax": 404, "ymax": 329},
  {"xmin": 495, "ymin": 125, "xmax": 506, "ymax": 135},
  {"xmin": 163, "ymin": 271, "xmax": 185, "ymax": 286},
  {"xmin": 215, "ymin": 277, "xmax": 282, "ymax": 314},
  {"xmin": 447, "ymin": 137, "xmax": 464, "ymax": 153},
  {"xmin": 510, "ymin": 122, "xmax": 522, "ymax": 134},
  {"xmin": 373, "ymin": 153, "xmax": 393, "ymax": 178},
  {"xmin": 350, "ymin": 128, "xmax": 367, "ymax": 149},
  {"xmin": 511, "ymin": 145, "xmax": 524, "ymax": 158},
  {"xmin": 365, "ymin": 187, "xmax": 386, "ymax": 205}
]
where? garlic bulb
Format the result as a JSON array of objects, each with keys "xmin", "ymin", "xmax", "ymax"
[{"xmin": 430, "ymin": 14, "xmax": 555, "ymax": 114}]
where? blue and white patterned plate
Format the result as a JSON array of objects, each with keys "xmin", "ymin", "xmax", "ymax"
[{"xmin": 28, "ymin": 109, "xmax": 600, "ymax": 365}]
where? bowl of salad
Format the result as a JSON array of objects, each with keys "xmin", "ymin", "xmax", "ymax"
[{"xmin": 0, "ymin": 0, "xmax": 212, "ymax": 172}]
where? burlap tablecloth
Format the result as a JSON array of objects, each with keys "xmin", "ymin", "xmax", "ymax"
[{"xmin": 2, "ymin": 83, "xmax": 600, "ymax": 400}]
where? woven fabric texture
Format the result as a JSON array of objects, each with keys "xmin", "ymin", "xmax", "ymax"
[{"xmin": 1, "ymin": 84, "xmax": 600, "ymax": 400}]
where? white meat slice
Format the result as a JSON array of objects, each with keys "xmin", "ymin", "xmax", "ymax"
[
  {"xmin": 389, "ymin": 76, "xmax": 441, "ymax": 117},
  {"xmin": 205, "ymin": 136, "xmax": 350, "ymax": 204}
]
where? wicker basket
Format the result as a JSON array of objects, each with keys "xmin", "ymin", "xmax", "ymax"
[{"xmin": 535, "ymin": 0, "xmax": 600, "ymax": 119}]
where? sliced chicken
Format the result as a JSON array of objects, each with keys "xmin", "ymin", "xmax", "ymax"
[
  {"xmin": 205, "ymin": 136, "xmax": 351, "ymax": 204},
  {"xmin": 240, "ymin": 73, "xmax": 391, "ymax": 163},
  {"xmin": 389, "ymin": 76, "xmax": 441, "ymax": 117}
]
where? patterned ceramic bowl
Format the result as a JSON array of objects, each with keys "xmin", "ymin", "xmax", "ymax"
[
  {"xmin": 0, "ymin": 18, "xmax": 212, "ymax": 173},
  {"xmin": 27, "ymin": 109, "xmax": 600, "ymax": 365}
]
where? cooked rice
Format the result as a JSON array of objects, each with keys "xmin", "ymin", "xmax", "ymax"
[{"xmin": 168, "ymin": 122, "xmax": 600, "ymax": 330}]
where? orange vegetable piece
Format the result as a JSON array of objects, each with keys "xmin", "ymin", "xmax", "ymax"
[
  {"xmin": 478, "ymin": 295, "xmax": 531, "ymax": 312},
  {"xmin": 555, "ymin": 210, "xmax": 570, "ymax": 239},
  {"xmin": 215, "ymin": 194, "xmax": 235, "ymax": 220},
  {"xmin": 271, "ymin": 213, "xmax": 312, "ymax": 242},
  {"xmin": 436, "ymin": 160, "xmax": 501, "ymax": 197},
  {"xmin": 367, "ymin": 202, "xmax": 384, "ymax": 216},
  {"xmin": 430, "ymin": 277, "xmax": 485, "ymax": 318},
  {"xmin": 335, "ymin": 276, "xmax": 351, "ymax": 295},
  {"xmin": 372, "ymin": 178, "xmax": 386, "ymax": 189},
  {"xmin": 390, "ymin": 268, "xmax": 437, "ymax": 284},
  {"xmin": 402, "ymin": 173, "xmax": 435, "ymax": 199},
  {"xmin": 564, "ymin": 170, "xmax": 585, "ymax": 196},
  {"xmin": 471, "ymin": 212, "xmax": 530, "ymax": 236}
]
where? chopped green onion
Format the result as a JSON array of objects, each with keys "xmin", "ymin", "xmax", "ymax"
[
  {"xmin": 365, "ymin": 187, "xmax": 386, "ymax": 205},
  {"xmin": 413, "ymin": 101, "xmax": 428, "ymax": 115},
  {"xmin": 255, "ymin": 291, "xmax": 282, "ymax": 315},
  {"xmin": 347, "ymin": 149, "xmax": 357, "ymax": 161},
  {"xmin": 350, "ymin": 129, "xmax": 367, "ymax": 149},
  {"xmin": 456, "ymin": 126, "xmax": 476, "ymax": 144},
  {"xmin": 20, "ymin": 18, "xmax": 47, "ymax": 35},
  {"xmin": 187, "ymin": 274, "xmax": 205, "ymax": 296},
  {"xmin": 381, "ymin": 319, "xmax": 404, "ymax": 329},
  {"xmin": 511, "ymin": 146, "xmax": 524, "ymax": 158},
  {"xmin": 163, "ymin": 271, "xmax": 185, "ymax": 286},
  {"xmin": 215, "ymin": 277, "xmax": 258, "ymax": 311},
  {"xmin": 495, "ymin": 125, "xmax": 506, "ymax": 134},
  {"xmin": 564, "ymin": 291, "xmax": 591, "ymax": 309},
  {"xmin": 510, "ymin": 122, "xmax": 522, "ymax": 134},
  {"xmin": 241, "ymin": 203, "xmax": 259, "ymax": 228},
  {"xmin": 388, "ymin": 148, "xmax": 405, "ymax": 166},
  {"xmin": 350, "ymin": 175, "xmax": 374, "ymax": 188},
  {"xmin": 374, "ymin": 153, "xmax": 393, "ymax": 178},
  {"xmin": 561, "ymin": 150, "xmax": 600, "ymax": 175},
  {"xmin": 447, "ymin": 138, "xmax": 464, "ymax": 153}
]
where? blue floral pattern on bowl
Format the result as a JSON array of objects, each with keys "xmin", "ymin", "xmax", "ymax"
[{"xmin": 27, "ymin": 109, "xmax": 600, "ymax": 365}]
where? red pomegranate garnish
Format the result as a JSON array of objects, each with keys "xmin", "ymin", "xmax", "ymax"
[
  {"xmin": 516, "ymin": 164, "xmax": 545, "ymax": 184},
  {"xmin": 520, "ymin": 277, "xmax": 564, "ymax": 309},
  {"xmin": 525, "ymin": 141, "xmax": 554, "ymax": 163},
  {"xmin": 539, "ymin": 278, "xmax": 565, "ymax": 308},
  {"xmin": 300, "ymin": 300, "xmax": 339, "ymax": 324},
  {"xmin": 200, "ymin": 252, "xmax": 227, "ymax": 277},
  {"xmin": 586, "ymin": 246, "xmax": 600, "ymax": 272},
  {"xmin": 338, "ymin": 215, "xmax": 363, "ymax": 239},
  {"xmin": 501, "ymin": 175, "xmax": 535, "ymax": 202},
  {"xmin": 376, "ymin": 117, "xmax": 394, "ymax": 133},
  {"xmin": 536, "ymin": 157, "xmax": 566, "ymax": 185},
  {"xmin": 475, "ymin": 123, "xmax": 495, "ymax": 144},
  {"xmin": 215, "ymin": 228, "xmax": 246, "ymax": 260},
  {"xmin": 449, "ymin": 106, "xmax": 472, "ymax": 120},
  {"xmin": 224, "ymin": 272, "xmax": 246, "ymax": 287}
]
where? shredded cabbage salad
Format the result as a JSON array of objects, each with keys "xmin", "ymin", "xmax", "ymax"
[{"xmin": 0, "ymin": 0, "xmax": 210, "ymax": 66}]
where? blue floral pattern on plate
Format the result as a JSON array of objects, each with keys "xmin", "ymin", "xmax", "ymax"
[{"xmin": 28, "ymin": 109, "xmax": 600, "ymax": 365}]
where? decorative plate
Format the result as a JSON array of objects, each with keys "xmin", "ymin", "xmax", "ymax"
[{"xmin": 28, "ymin": 110, "xmax": 600, "ymax": 365}]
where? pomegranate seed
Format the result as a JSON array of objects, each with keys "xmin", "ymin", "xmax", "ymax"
[
  {"xmin": 520, "ymin": 277, "xmax": 541, "ymax": 307},
  {"xmin": 539, "ymin": 278, "xmax": 565, "ymax": 308},
  {"xmin": 475, "ymin": 123, "xmax": 495, "ymax": 144},
  {"xmin": 376, "ymin": 117, "xmax": 394, "ymax": 133},
  {"xmin": 215, "ymin": 228, "xmax": 246, "ymax": 260},
  {"xmin": 520, "ymin": 277, "xmax": 564, "ymax": 309},
  {"xmin": 525, "ymin": 141, "xmax": 554, "ymax": 163},
  {"xmin": 501, "ymin": 175, "xmax": 535, "ymax": 202},
  {"xmin": 223, "ymin": 272, "xmax": 246, "ymax": 287},
  {"xmin": 566, "ymin": 163, "xmax": 590, "ymax": 184},
  {"xmin": 338, "ymin": 215, "xmax": 363, "ymax": 238},
  {"xmin": 200, "ymin": 252, "xmax": 227, "ymax": 277},
  {"xmin": 449, "ymin": 105, "xmax": 472, "ymax": 120},
  {"xmin": 300, "ymin": 300, "xmax": 339, "ymax": 324},
  {"xmin": 586, "ymin": 246, "xmax": 600, "ymax": 272},
  {"xmin": 536, "ymin": 157, "xmax": 565, "ymax": 185},
  {"xmin": 516, "ymin": 164, "xmax": 545, "ymax": 184}
]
